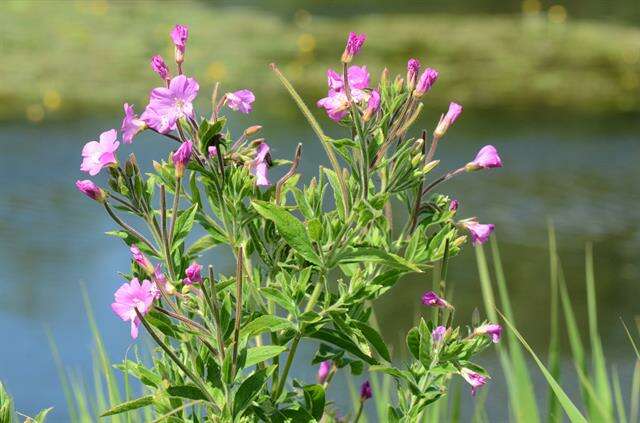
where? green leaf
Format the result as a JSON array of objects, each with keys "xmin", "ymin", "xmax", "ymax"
[
  {"xmin": 353, "ymin": 321, "xmax": 391, "ymax": 362},
  {"xmin": 245, "ymin": 345, "xmax": 287, "ymax": 367},
  {"xmin": 166, "ymin": 385, "xmax": 208, "ymax": 401},
  {"xmin": 406, "ymin": 327, "xmax": 420, "ymax": 360},
  {"xmin": 186, "ymin": 235, "xmax": 220, "ymax": 257},
  {"xmin": 251, "ymin": 201, "xmax": 321, "ymax": 266},
  {"xmin": 336, "ymin": 247, "xmax": 422, "ymax": 272},
  {"xmin": 240, "ymin": 315, "xmax": 296, "ymax": 340},
  {"xmin": 171, "ymin": 204, "xmax": 198, "ymax": 252},
  {"xmin": 309, "ymin": 328, "xmax": 377, "ymax": 364},
  {"xmin": 261, "ymin": 287, "xmax": 297, "ymax": 315},
  {"xmin": 233, "ymin": 366, "xmax": 274, "ymax": 418},
  {"xmin": 100, "ymin": 395, "xmax": 154, "ymax": 417},
  {"xmin": 303, "ymin": 384, "xmax": 325, "ymax": 421}
]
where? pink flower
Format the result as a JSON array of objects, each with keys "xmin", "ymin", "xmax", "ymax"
[
  {"xmin": 407, "ymin": 58, "xmax": 420, "ymax": 90},
  {"xmin": 317, "ymin": 91, "xmax": 350, "ymax": 122},
  {"xmin": 414, "ymin": 68, "xmax": 438, "ymax": 96},
  {"xmin": 421, "ymin": 291, "xmax": 451, "ymax": 308},
  {"xmin": 130, "ymin": 244, "xmax": 154, "ymax": 275},
  {"xmin": 460, "ymin": 368, "xmax": 488, "ymax": 396},
  {"xmin": 208, "ymin": 145, "xmax": 218, "ymax": 158},
  {"xmin": 341, "ymin": 32, "xmax": 366, "ymax": 63},
  {"xmin": 466, "ymin": 145, "xmax": 502, "ymax": 171},
  {"xmin": 111, "ymin": 278, "xmax": 156, "ymax": 339},
  {"xmin": 473, "ymin": 323, "xmax": 502, "ymax": 343},
  {"xmin": 141, "ymin": 75, "xmax": 199, "ymax": 134},
  {"xmin": 449, "ymin": 199, "xmax": 459, "ymax": 212},
  {"xmin": 183, "ymin": 261, "xmax": 203, "ymax": 285},
  {"xmin": 226, "ymin": 89, "xmax": 255, "ymax": 114},
  {"xmin": 172, "ymin": 140, "xmax": 193, "ymax": 177},
  {"xmin": 363, "ymin": 89, "xmax": 380, "ymax": 122},
  {"xmin": 80, "ymin": 129, "xmax": 119, "ymax": 176},
  {"xmin": 170, "ymin": 24, "xmax": 188, "ymax": 63},
  {"xmin": 463, "ymin": 220, "xmax": 495, "ymax": 245},
  {"xmin": 359, "ymin": 380, "xmax": 372, "ymax": 400},
  {"xmin": 121, "ymin": 103, "xmax": 145, "ymax": 144},
  {"xmin": 435, "ymin": 102, "xmax": 463, "ymax": 137},
  {"xmin": 75, "ymin": 180, "xmax": 106, "ymax": 202},
  {"xmin": 327, "ymin": 66, "xmax": 370, "ymax": 91},
  {"xmin": 432, "ymin": 325, "xmax": 447, "ymax": 343},
  {"xmin": 317, "ymin": 360, "xmax": 331, "ymax": 384},
  {"xmin": 150, "ymin": 55, "xmax": 170, "ymax": 80},
  {"xmin": 250, "ymin": 142, "xmax": 270, "ymax": 186}
]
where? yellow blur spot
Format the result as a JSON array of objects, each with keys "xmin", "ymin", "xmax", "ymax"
[
  {"xmin": 26, "ymin": 104, "xmax": 45, "ymax": 123},
  {"xmin": 206, "ymin": 62, "xmax": 227, "ymax": 82},
  {"xmin": 522, "ymin": 0, "xmax": 541, "ymax": 14},
  {"xmin": 89, "ymin": 0, "xmax": 109, "ymax": 15},
  {"xmin": 43, "ymin": 90, "xmax": 62, "ymax": 111},
  {"xmin": 298, "ymin": 33, "xmax": 316, "ymax": 54},
  {"xmin": 548, "ymin": 5, "xmax": 567, "ymax": 24},
  {"xmin": 294, "ymin": 9, "xmax": 312, "ymax": 28}
]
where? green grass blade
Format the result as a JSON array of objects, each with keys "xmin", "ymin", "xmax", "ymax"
[
  {"xmin": 497, "ymin": 310, "xmax": 588, "ymax": 423},
  {"xmin": 584, "ymin": 244, "xmax": 613, "ymax": 420},
  {"xmin": 80, "ymin": 283, "xmax": 122, "ymax": 420},
  {"xmin": 621, "ymin": 318, "xmax": 640, "ymax": 360},
  {"xmin": 477, "ymin": 243, "xmax": 539, "ymax": 423},
  {"xmin": 630, "ymin": 361, "xmax": 640, "ymax": 423},
  {"xmin": 547, "ymin": 224, "xmax": 561, "ymax": 423},
  {"xmin": 612, "ymin": 367, "xmax": 627, "ymax": 423},
  {"xmin": 46, "ymin": 330, "xmax": 79, "ymax": 423},
  {"xmin": 489, "ymin": 239, "xmax": 540, "ymax": 423}
]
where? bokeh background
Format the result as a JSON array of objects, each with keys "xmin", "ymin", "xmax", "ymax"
[{"xmin": 0, "ymin": 0, "xmax": 638, "ymax": 420}]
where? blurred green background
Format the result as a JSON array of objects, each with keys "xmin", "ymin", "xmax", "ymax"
[
  {"xmin": 0, "ymin": 0, "xmax": 638, "ymax": 122},
  {"xmin": 0, "ymin": 0, "xmax": 638, "ymax": 420}
]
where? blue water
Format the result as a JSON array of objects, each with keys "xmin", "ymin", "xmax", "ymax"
[{"xmin": 0, "ymin": 111, "xmax": 638, "ymax": 420}]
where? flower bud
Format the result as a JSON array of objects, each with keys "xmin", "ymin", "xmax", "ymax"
[
  {"xmin": 75, "ymin": 180, "xmax": 106, "ymax": 203},
  {"xmin": 473, "ymin": 323, "xmax": 502, "ymax": 343},
  {"xmin": 465, "ymin": 145, "xmax": 502, "ymax": 172},
  {"xmin": 150, "ymin": 55, "xmax": 170, "ymax": 81},
  {"xmin": 414, "ymin": 68, "xmax": 438, "ymax": 97},
  {"xmin": 131, "ymin": 244, "xmax": 154, "ymax": 275},
  {"xmin": 453, "ymin": 235, "xmax": 467, "ymax": 247},
  {"xmin": 341, "ymin": 32, "xmax": 366, "ymax": 63},
  {"xmin": 411, "ymin": 153, "xmax": 424, "ymax": 167},
  {"xmin": 422, "ymin": 160, "xmax": 439, "ymax": 173},
  {"xmin": 432, "ymin": 325, "xmax": 446, "ymax": 343},
  {"xmin": 125, "ymin": 154, "xmax": 137, "ymax": 177},
  {"xmin": 406, "ymin": 58, "xmax": 420, "ymax": 91},
  {"xmin": 244, "ymin": 125, "xmax": 262, "ymax": 137},
  {"xmin": 421, "ymin": 291, "xmax": 452, "ymax": 308},
  {"xmin": 170, "ymin": 24, "xmax": 188, "ymax": 65},
  {"xmin": 380, "ymin": 67, "xmax": 389, "ymax": 86},
  {"xmin": 317, "ymin": 360, "xmax": 331, "ymax": 384},
  {"xmin": 359, "ymin": 380, "xmax": 372, "ymax": 401},
  {"xmin": 449, "ymin": 199, "xmax": 459, "ymax": 212},
  {"xmin": 172, "ymin": 140, "xmax": 193, "ymax": 177},
  {"xmin": 434, "ymin": 102, "xmax": 463, "ymax": 138},
  {"xmin": 362, "ymin": 90, "xmax": 380, "ymax": 122},
  {"xmin": 393, "ymin": 75, "xmax": 404, "ymax": 92}
]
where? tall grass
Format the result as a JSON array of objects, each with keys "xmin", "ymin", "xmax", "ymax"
[
  {"xmin": 355, "ymin": 229, "xmax": 640, "ymax": 421},
  {"xmin": 28, "ymin": 231, "xmax": 640, "ymax": 421}
]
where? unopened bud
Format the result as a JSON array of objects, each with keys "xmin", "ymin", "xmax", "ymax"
[
  {"xmin": 153, "ymin": 160, "xmax": 163, "ymax": 172},
  {"xmin": 422, "ymin": 160, "xmax": 439, "ymax": 173},
  {"xmin": 165, "ymin": 282, "xmax": 176, "ymax": 295},
  {"xmin": 411, "ymin": 153, "xmax": 424, "ymax": 167},
  {"xmin": 453, "ymin": 235, "xmax": 467, "ymax": 247},
  {"xmin": 393, "ymin": 75, "xmax": 404, "ymax": 92},
  {"xmin": 244, "ymin": 125, "xmax": 262, "ymax": 137},
  {"xmin": 75, "ymin": 180, "xmax": 107, "ymax": 203},
  {"xmin": 434, "ymin": 102, "xmax": 463, "ymax": 138},
  {"xmin": 380, "ymin": 67, "xmax": 389, "ymax": 86}
]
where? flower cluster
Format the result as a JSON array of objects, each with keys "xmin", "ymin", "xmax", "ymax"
[{"xmin": 75, "ymin": 26, "xmax": 507, "ymax": 421}]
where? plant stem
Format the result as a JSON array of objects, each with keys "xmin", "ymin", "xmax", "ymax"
[
  {"xmin": 354, "ymin": 400, "xmax": 364, "ymax": 423},
  {"xmin": 159, "ymin": 185, "xmax": 176, "ymax": 280},
  {"xmin": 103, "ymin": 203, "xmax": 159, "ymax": 256},
  {"xmin": 136, "ymin": 309, "xmax": 216, "ymax": 404},
  {"xmin": 168, "ymin": 176, "xmax": 182, "ymax": 246},
  {"xmin": 270, "ymin": 63, "xmax": 349, "ymax": 216},
  {"xmin": 203, "ymin": 265, "xmax": 226, "ymax": 361},
  {"xmin": 231, "ymin": 246, "xmax": 244, "ymax": 379},
  {"xmin": 272, "ymin": 334, "xmax": 301, "ymax": 401},
  {"xmin": 343, "ymin": 62, "xmax": 369, "ymax": 200}
]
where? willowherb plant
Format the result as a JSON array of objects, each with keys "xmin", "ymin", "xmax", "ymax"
[{"xmin": 76, "ymin": 26, "xmax": 504, "ymax": 422}]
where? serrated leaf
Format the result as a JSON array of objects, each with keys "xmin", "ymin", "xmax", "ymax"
[
  {"xmin": 303, "ymin": 384, "xmax": 325, "ymax": 421},
  {"xmin": 336, "ymin": 247, "xmax": 422, "ymax": 272},
  {"xmin": 166, "ymin": 385, "xmax": 208, "ymax": 401},
  {"xmin": 171, "ymin": 204, "xmax": 198, "ymax": 253}
]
